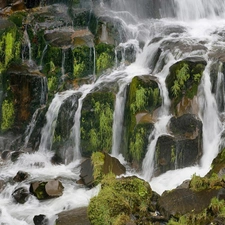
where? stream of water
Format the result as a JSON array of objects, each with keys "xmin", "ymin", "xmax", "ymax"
[{"xmin": 1, "ymin": 0, "xmax": 225, "ymax": 223}]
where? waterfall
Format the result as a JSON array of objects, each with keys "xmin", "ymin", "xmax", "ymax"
[
  {"xmin": 198, "ymin": 62, "xmax": 223, "ymax": 169},
  {"xmin": 70, "ymin": 86, "xmax": 92, "ymax": 161},
  {"xmin": 111, "ymin": 82, "xmax": 127, "ymax": 157},
  {"xmin": 39, "ymin": 44, "xmax": 48, "ymax": 70},
  {"xmin": 39, "ymin": 90, "xmax": 76, "ymax": 152},
  {"xmin": 22, "ymin": 26, "xmax": 32, "ymax": 64}
]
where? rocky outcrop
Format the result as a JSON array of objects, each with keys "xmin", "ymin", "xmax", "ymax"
[
  {"xmin": 154, "ymin": 114, "xmax": 202, "ymax": 176},
  {"xmin": 166, "ymin": 57, "xmax": 206, "ymax": 116},
  {"xmin": 79, "ymin": 152, "xmax": 126, "ymax": 187}
]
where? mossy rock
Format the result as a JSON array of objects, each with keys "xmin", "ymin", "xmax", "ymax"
[
  {"xmin": 166, "ymin": 57, "xmax": 206, "ymax": 115},
  {"xmin": 88, "ymin": 175, "xmax": 152, "ymax": 225},
  {"xmin": 123, "ymin": 75, "xmax": 161, "ymax": 163},
  {"xmin": 80, "ymin": 91, "xmax": 115, "ymax": 157},
  {"xmin": 95, "ymin": 43, "xmax": 115, "ymax": 75}
]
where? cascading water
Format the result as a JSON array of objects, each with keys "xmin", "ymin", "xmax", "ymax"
[{"xmin": 2, "ymin": 0, "xmax": 225, "ymax": 223}]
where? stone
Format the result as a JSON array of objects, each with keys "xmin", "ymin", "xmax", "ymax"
[
  {"xmin": 12, "ymin": 187, "xmax": 29, "ymax": 204},
  {"xmin": 11, "ymin": 151, "xmax": 24, "ymax": 162},
  {"xmin": 79, "ymin": 152, "xmax": 126, "ymax": 187},
  {"xmin": 33, "ymin": 214, "xmax": 48, "ymax": 225},
  {"xmin": 158, "ymin": 188, "xmax": 220, "ymax": 220},
  {"xmin": 45, "ymin": 180, "xmax": 64, "ymax": 197},
  {"xmin": 56, "ymin": 207, "xmax": 91, "ymax": 225},
  {"xmin": 30, "ymin": 180, "xmax": 64, "ymax": 200},
  {"xmin": 13, "ymin": 171, "xmax": 29, "ymax": 182}
]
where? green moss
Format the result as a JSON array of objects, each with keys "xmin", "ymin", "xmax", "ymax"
[
  {"xmin": 96, "ymin": 43, "xmax": 115, "ymax": 75},
  {"xmin": 1, "ymin": 99, "xmax": 15, "ymax": 131},
  {"xmin": 8, "ymin": 12, "xmax": 27, "ymax": 27},
  {"xmin": 72, "ymin": 46, "xmax": 94, "ymax": 78},
  {"xmin": 80, "ymin": 92, "xmax": 114, "ymax": 156},
  {"xmin": 124, "ymin": 76, "xmax": 161, "ymax": 162},
  {"xmin": 166, "ymin": 60, "xmax": 206, "ymax": 114},
  {"xmin": 88, "ymin": 175, "xmax": 152, "ymax": 225},
  {"xmin": 190, "ymin": 173, "xmax": 223, "ymax": 192},
  {"xmin": 91, "ymin": 152, "xmax": 105, "ymax": 184}
]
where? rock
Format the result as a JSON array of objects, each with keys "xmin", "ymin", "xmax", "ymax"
[
  {"xmin": 56, "ymin": 207, "xmax": 91, "ymax": 225},
  {"xmin": 13, "ymin": 171, "xmax": 29, "ymax": 182},
  {"xmin": 79, "ymin": 158, "xmax": 94, "ymax": 187},
  {"xmin": 0, "ymin": 0, "xmax": 7, "ymax": 9},
  {"xmin": 79, "ymin": 152, "xmax": 126, "ymax": 187},
  {"xmin": 30, "ymin": 180, "xmax": 64, "ymax": 200},
  {"xmin": 45, "ymin": 180, "xmax": 64, "ymax": 197},
  {"xmin": 33, "ymin": 214, "xmax": 48, "ymax": 225},
  {"xmin": 158, "ymin": 188, "xmax": 220, "ymax": 220},
  {"xmin": 12, "ymin": 187, "xmax": 29, "ymax": 204},
  {"xmin": 169, "ymin": 114, "xmax": 202, "ymax": 139},
  {"xmin": 1, "ymin": 150, "xmax": 11, "ymax": 160},
  {"xmin": 0, "ymin": 179, "xmax": 5, "ymax": 193},
  {"xmin": 11, "ymin": 151, "xmax": 24, "ymax": 162}
]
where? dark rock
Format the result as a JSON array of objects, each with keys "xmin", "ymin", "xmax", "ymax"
[
  {"xmin": 0, "ymin": 0, "xmax": 7, "ymax": 9},
  {"xmin": 11, "ymin": 151, "xmax": 24, "ymax": 162},
  {"xmin": 158, "ymin": 188, "xmax": 220, "ymax": 220},
  {"xmin": 12, "ymin": 187, "xmax": 29, "ymax": 204},
  {"xmin": 56, "ymin": 207, "xmax": 91, "ymax": 225},
  {"xmin": 13, "ymin": 171, "xmax": 29, "ymax": 182},
  {"xmin": 1, "ymin": 150, "xmax": 11, "ymax": 160},
  {"xmin": 79, "ymin": 152, "xmax": 126, "ymax": 187},
  {"xmin": 33, "ymin": 214, "xmax": 48, "ymax": 225},
  {"xmin": 79, "ymin": 158, "xmax": 94, "ymax": 187},
  {"xmin": 51, "ymin": 153, "xmax": 63, "ymax": 165},
  {"xmin": 169, "ymin": 114, "xmax": 202, "ymax": 138}
]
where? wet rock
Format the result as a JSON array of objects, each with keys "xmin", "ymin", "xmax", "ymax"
[
  {"xmin": 11, "ymin": 0, "xmax": 25, "ymax": 11},
  {"xmin": 11, "ymin": 151, "xmax": 24, "ymax": 162},
  {"xmin": 169, "ymin": 114, "xmax": 202, "ymax": 139},
  {"xmin": 0, "ymin": 179, "xmax": 5, "ymax": 193},
  {"xmin": 1, "ymin": 150, "xmax": 11, "ymax": 160},
  {"xmin": 30, "ymin": 180, "xmax": 64, "ymax": 200},
  {"xmin": 12, "ymin": 187, "xmax": 29, "ymax": 204},
  {"xmin": 56, "ymin": 207, "xmax": 91, "ymax": 225},
  {"xmin": 79, "ymin": 152, "xmax": 126, "ymax": 187},
  {"xmin": 45, "ymin": 180, "xmax": 64, "ymax": 197},
  {"xmin": 13, "ymin": 171, "xmax": 29, "ymax": 182},
  {"xmin": 158, "ymin": 188, "xmax": 219, "ymax": 220},
  {"xmin": 33, "ymin": 214, "xmax": 48, "ymax": 225}
]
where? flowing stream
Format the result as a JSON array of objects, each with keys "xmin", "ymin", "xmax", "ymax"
[{"xmin": 1, "ymin": 0, "xmax": 225, "ymax": 223}]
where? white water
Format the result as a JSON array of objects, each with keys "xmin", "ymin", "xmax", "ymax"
[
  {"xmin": 39, "ymin": 90, "xmax": 77, "ymax": 152},
  {"xmin": 2, "ymin": 0, "xmax": 225, "ymax": 223}
]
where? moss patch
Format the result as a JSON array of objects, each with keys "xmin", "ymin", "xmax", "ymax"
[
  {"xmin": 80, "ymin": 92, "xmax": 115, "ymax": 156},
  {"xmin": 88, "ymin": 175, "xmax": 152, "ymax": 225}
]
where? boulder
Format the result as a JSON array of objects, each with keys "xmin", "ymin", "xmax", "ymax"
[
  {"xmin": 56, "ymin": 207, "xmax": 91, "ymax": 225},
  {"xmin": 12, "ymin": 187, "xmax": 29, "ymax": 204},
  {"xmin": 79, "ymin": 152, "xmax": 126, "ymax": 187},
  {"xmin": 158, "ymin": 188, "xmax": 220, "ymax": 220},
  {"xmin": 11, "ymin": 151, "xmax": 24, "ymax": 162},
  {"xmin": 13, "ymin": 171, "xmax": 29, "ymax": 182},
  {"xmin": 33, "ymin": 214, "xmax": 48, "ymax": 225},
  {"xmin": 30, "ymin": 179, "xmax": 64, "ymax": 200}
]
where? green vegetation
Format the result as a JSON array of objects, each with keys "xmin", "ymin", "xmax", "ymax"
[
  {"xmin": 96, "ymin": 43, "xmax": 115, "ymax": 75},
  {"xmin": 190, "ymin": 173, "xmax": 223, "ymax": 192},
  {"xmin": 80, "ymin": 92, "xmax": 114, "ymax": 156},
  {"xmin": 1, "ymin": 99, "xmax": 15, "ymax": 131},
  {"xmin": 124, "ymin": 76, "xmax": 161, "ymax": 163},
  {"xmin": 91, "ymin": 152, "xmax": 105, "ymax": 185},
  {"xmin": 166, "ymin": 60, "xmax": 206, "ymax": 114},
  {"xmin": 88, "ymin": 175, "xmax": 152, "ymax": 225}
]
